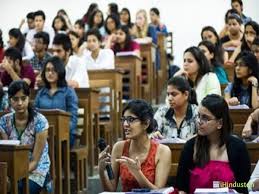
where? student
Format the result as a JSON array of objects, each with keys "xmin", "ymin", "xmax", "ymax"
[
  {"xmin": 98, "ymin": 99, "xmax": 171, "ymax": 192},
  {"xmin": 68, "ymin": 30, "xmax": 86, "ymax": 57},
  {"xmin": 0, "ymin": 80, "xmax": 50, "ymax": 194},
  {"xmin": 74, "ymin": 19, "xmax": 85, "ymax": 40},
  {"xmin": 228, "ymin": 21, "xmax": 259, "ymax": 64},
  {"xmin": 198, "ymin": 40, "xmax": 228, "ymax": 84},
  {"xmin": 104, "ymin": 14, "xmax": 120, "ymax": 49},
  {"xmin": 219, "ymin": 9, "xmax": 240, "ymax": 39},
  {"xmin": 85, "ymin": 9, "xmax": 105, "ymax": 36},
  {"xmin": 252, "ymin": 37, "xmax": 259, "ymax": 63},
  {"xmin": 8, "ymin": 28, "xmax": 34, "ymax": 61},
  {"xmin": 30, "ymin": 31, "xmax": 51, "ymax": 72},
  {"xmin": 231, "ymin": 0, "xmax": 251, "ymax": 24},
  {"xmin": 201, "ymin": 26, "xmax": 227, "ymax": 64},
  {"xmin": 85, "ymin": 28, "xmax": 114, "ymax": 70},
  {"xmin": 52, "ymin": 33, "xmax": 89, "ymax": 88},
  {"xmin": 107, "ymin": 2, "xmax": 119, "ymax": 19},
  {"xmin": 224, "ymin": 51, "xmax": 259, "ymax": 108},
  {"xmin": 19, "ymin": 12, "xmax": 35, "ymax": 37},
  {"xmin": 56, "ymin": 9, "xmax": 73, "ymax": 30},
  {"xmin": 176, "ymin": 94, "xmax": 250, "ymax": 194},
  {"xmin": 26, "ymin": 10, "xmax": 55, "ymax": 48},
  {"xmin": 51, "ymin": 15, "xmax": 69, "ymax": 34},
  {"xmin": 34, "ymin": 56, "xmax": 78, "ymax": 147},
  {"xmin": 133, "ymin": 9, "xmax": 157, "ymax": 44},
  {"xmin": 0, "ymin": 48, "xmax": 35, "ymax": 88},
  {"xmin": 149, "ymin": 7, "xmax": 168, "ymax": 35},
  {"xmin": 112, "ymin": 25, "xmax": 140, "ymax": 57},
  {"xmin": 153, "ymin": 76, "xmax": 198, "ymax": 140},
  {"xmin": 221, "ymin": 14, "xmax": 243, "ymax": 50},
  {"xmin": 174, "ymin": 46, "xmax": 221, "ymax": 104},
  {"xmin": 120, "ymin": 8, "xmax": 134, "ymax": 31},
  {"xmin": 82, "ymin": 3, "xmax": 98, "ymax": 25}
]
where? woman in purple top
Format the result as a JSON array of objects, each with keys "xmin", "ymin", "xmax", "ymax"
[{"xmin": 112, "ymin": 25, "xmax": 140, "ymax": 57}]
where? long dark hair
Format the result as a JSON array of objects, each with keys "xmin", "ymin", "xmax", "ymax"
[
  {"xmin": 120, "ymin": 8, "xmax": 133, "ymax": 28},
  {"xmin": 231, "ymin": 51, "xmax": 259, "ymax": 107},
  {"xmin": 184, "ymin": 46, "xmax": 211, "ymax": 87},
  {"xmin": 41, "ymin": 56, "xmax": 67, "ymax": 89},
  {"xmin": 241, "ymin": 21, "xmax": 259, "ymax": 52},
  {"xmin": 195, "ymin": 94, "xmax": 232, "ymax": 167},
  {"xmin": 8, "ymin": 80, "xmax": 36, "ymax": 123},
  {"xmin": 52, "ymin": 15, "xmax": 68, "ymax": 33},
  {"xmin": 122, "ymin": 99, "xmax": 155, "ymax": 134},
  {"xmin": 8, "ymin": 28, "xmax": 25, "ymax": 52},
  {"xmin": 113, "ymin": 25, "xmax": 132, "ymax": 53},
  {"xmin": 82, "ymin": 3, "xmax": 98, "ymax": 24},
  {"xmin": 167, "ymin": 76, "xmax": 198, "ymax": 105},
  {"xmin": 201, "ymin": 26, "xmax": 225, "ymax": 64},
  {"xmin": 198, "ymin": 40, "xmax": 221, "ymax": 68},
  {"xmin": 88, "ymin": 9, "xmax": 104, "ymax": 29}
]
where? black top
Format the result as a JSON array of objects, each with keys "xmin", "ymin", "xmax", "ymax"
[
  {"xmin": 176, "ymin": 135, "xmax": 251, "ymax": 193},
  {"xmin": 220, "ymin": 35, "xmax": 231, "ymax": 44}
]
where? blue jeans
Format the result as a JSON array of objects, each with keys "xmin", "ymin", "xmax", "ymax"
[{"xmin": 18, "ymin": 179, "xmax": 42, "ymax": 194}]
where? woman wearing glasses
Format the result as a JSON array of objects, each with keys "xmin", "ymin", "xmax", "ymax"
[
  {"xmin": 34, "ymin": 56, "xmax": 78, "ymax": 147},
  {"xmin": 98, "ymin": 99, "xmax": 171, "ymax": 192},
  {"xmin": 176, "ymin": 94, "xmax": 250, "ymax": 194},
  {"xmin": 0, "ymin": 80, "xmax": 50, "ymax": 194},
  {"xmin": 224, "ymin": 51, "xmax": 259, "ymax": 108}
]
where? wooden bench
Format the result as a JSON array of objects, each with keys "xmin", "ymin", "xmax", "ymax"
[
  {"xmin": 0, "ymin": 144, "xmax": 30, "ymax": 194},
  {"xmin": 115, "ymin": 55, "xmax": 142, "ymax": 99},
  {"xmin": 88, "ymin": 70, "xmax": 123, "ymax": 144},
  {"xmin": 157, "ymin": 33, "xmax": 169, "ymax": 99},
  {"xmin": 0, "ymin": 162, "xmax": 7, "ymax": 194},
  {"xmin": 140, "ymin": 42, "xmax": 157, "ymax": 103}
]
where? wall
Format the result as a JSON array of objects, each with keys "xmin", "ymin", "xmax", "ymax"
[{"xmin": 0, "ymin": 0, "xmax": 259, "ymax": 66}]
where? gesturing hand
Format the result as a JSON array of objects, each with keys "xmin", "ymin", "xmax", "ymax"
[
  {"xmin": 116, "ymin": 156, "xmax": 141, "ymax": 173},
  {"xmin": 98, "ymin": 145, "xmax": 111, "ymax": 172}
]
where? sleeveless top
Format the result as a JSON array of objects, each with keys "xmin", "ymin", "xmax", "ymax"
[
  {"xmin": 120, "ymin": 140, "xmax": 158, "ymax": 192},
  {"xmin": 189, "ymin": 160, "xmax": 235, "ymax": 194}
]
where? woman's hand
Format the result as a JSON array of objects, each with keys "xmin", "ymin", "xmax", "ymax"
[
  {"xmin": 174, "ymin": 69, "xmax": 188, "ymax": 79},
  {"xmin": 98, "ymin": 145, "xmax": 111, "ymax": 172},
  {"xmin": 228, "ymin": 97, "xmax": 240, "ymax": 106},
  {"xmin": 116, "ymin": 156, "xmax": 141, "ymax": 174},
  {"xmin": 242, "ymin": 126, "xmax": 252, "ymax": 138},
  {"xmin": 248, "ymin": 76, "xmax": 258, "ymax": 87},
  {"xmin": 150, "ymin": 131, "xmax": 164, "ymax": 139}
]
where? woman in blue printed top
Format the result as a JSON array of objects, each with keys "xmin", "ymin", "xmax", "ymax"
[
  {"xmin": 34, "ymin": 56, "xmax": 78, "ymax": 147},
  {"xmin": 0, "ymin": 80, "xmax": 50, "ymax": 194}
]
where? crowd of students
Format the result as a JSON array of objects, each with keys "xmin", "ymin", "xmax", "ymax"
[{"xmin": 0, "ymin": 0, "xmax": 259, "ymax": 193}]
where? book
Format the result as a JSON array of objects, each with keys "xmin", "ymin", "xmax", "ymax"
[{"xmin": 0, "ymin": 140, "xmax": 20, "ymax": 145}]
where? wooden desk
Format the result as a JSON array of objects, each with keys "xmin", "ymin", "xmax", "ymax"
[
  {"xmin": 0, "ymin": 145, "xmax": 30, "ymax": 194},
  {"xmin": 88, "ymin": 69, "xmax": 123, "ymax": 142},
  {"xmin": 40, "ymin": 110, "xmax": 71, "ymax": 194},
  {"xmin": 0, "ymin": 162, "xmax": 7, "ymax": 194},
  {"xmin": 157, "ymin": 33, "xmax": 168, "ymax": 97},
  {"xmin": 115, "ymin": 55, "xmax": 142, "ymax": 99},
  {"xmin": 140, "ymin": 43, "xmax": 157, "ymax": 103},
  {"xmin": 164, "ymin": 142, "xmax": 259, "ymax": 176},
  {"xmin": 75, "ymin": 88, "xmax": 100, "ymax": 176}
]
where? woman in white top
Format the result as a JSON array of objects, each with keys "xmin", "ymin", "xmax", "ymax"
[
  {"xmin": 248, "ymin": 160, "xmax": 259, "ymax": 191},
  {"xmin": 85, "ymin": 28, "xmax": 114, "ymax": 70},
  {"xmin": 8, "ymin": 28, "xmax": 34, "ymax": 61},
  {"xmin": 174, "ymin": 46, "xmax": 221, "ymax": 104}
]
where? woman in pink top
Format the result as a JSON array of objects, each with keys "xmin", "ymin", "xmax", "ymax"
[
  {"xmin": 112, "ymin": 25, "xmax": 140, "ymax": 57},
  {"xmin": 176, "ymin": 94, "xmax": 250, "ymax": 194},
  {"xmin": 98, "ymin": 99, "xmax": 171, "ymax": 192}
]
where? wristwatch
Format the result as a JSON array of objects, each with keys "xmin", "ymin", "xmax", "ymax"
[{"xmin": 252, "ymin": 82, "xmax": 258, "ymax": 87}]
